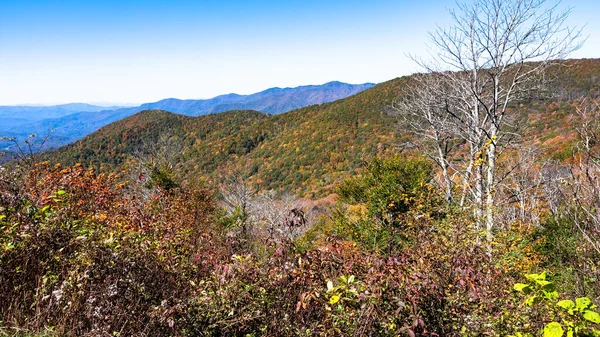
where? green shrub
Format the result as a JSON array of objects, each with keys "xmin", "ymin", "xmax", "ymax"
[
  {"xmin": 313, "ymin": 155, "xmax": 443, "ymax": 251},
  {"xmin": 337, "ymin": 155, "xmax": 434, "ymax": 226},
  {"xmin": 504, "ymin": 272, "xmax": 600, "ymax": 337}
]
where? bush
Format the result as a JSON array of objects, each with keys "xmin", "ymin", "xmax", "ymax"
[
  {"xmin": 305, "ymin": 155, "xmax": 443, "ymax": 252},
  {"xmin": 0, "ymin": 159, "xmax": 561, "ymax": 336},
  {"xmin": 0, "ymin": 163, "xmax": 224, "ymax": 336},
  {"xmin": 502, "ymin": 272, "xmax": 600, "ymax": 337}
]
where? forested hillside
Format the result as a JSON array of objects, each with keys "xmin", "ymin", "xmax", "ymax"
[{"xmin": 45, "ymin": 59, "xmax": 600, "ymax": 197}]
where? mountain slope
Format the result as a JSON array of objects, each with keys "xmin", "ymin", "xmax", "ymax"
[
  {"xmin": 41, "ymin": 59, "xmax": 600, "ymax": 197},
  {"xmin": 46, "ymin": 81, "xmax": 399, "ymax": 197},
  {"xmin": 0, "ymin": 104, "xmax": 129, "ymax": 150},
  {"xmin": 57, "ymin": 109, "xmax": 271, "ymax": 173}
]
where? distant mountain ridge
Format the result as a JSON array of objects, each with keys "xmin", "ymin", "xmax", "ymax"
[
  {"xmin": 0, "ymin": 103, "xmax": 126, "ymax": 121},
  {"xmin": 0, "ymin": 81, "xmax": 375, "ymax": 150},
  {"xmin": 137, "ymin": 81, "xmax": 375, "ymax": 115}
]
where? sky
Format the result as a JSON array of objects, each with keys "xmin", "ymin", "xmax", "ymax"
[{"xmin": 1, "ymin": 0, "xmax": 599, "ymax": 106}]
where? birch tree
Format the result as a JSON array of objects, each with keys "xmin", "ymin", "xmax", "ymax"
[{"xmin": 396, "ymin": 0, "xmax": 582, "ymax": 238}]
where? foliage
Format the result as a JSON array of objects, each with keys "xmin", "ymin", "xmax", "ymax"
[
  {"xmin": 0, "ymin": 159, "xmax": 531, "ymax": 336},
  {"xmin": 506, "ymin": 272, "xmax": 600, "ymax": 337},
  {"xmin": 0, "ymin": 162, "xmax": 223, "ymax": 336},
  {"xmin": 531, "ymin": 216, "xmax": 600, "ymax": 302},
  {"xmin": 337, "ymin": 155, "xmax": 434, "ymax": 225},
  {"xmin": 313, "ymin": 155, "xmax": 443, "ymax": 252}
]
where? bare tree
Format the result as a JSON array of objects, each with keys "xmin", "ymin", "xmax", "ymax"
[
  {"xmin": 560, "ymin": 99, "xmax": 600, "ymax": 254},
  {"xmin": 220, "ymin": 173, "xmax": 257, "ymax": 234},
  {"xmin": 496, "ymin": 146, "xmax": 547, "ymax": 226},
  {"xmin": 219, "ymin": 177, "xmax": 317, "ymax": 251},
  {"xmin": 251, "ymin": 192, "xmax": 313, "ymax": 241},
  {"xmin": 0, "ymin": 132, "xmax": 55, "ymax": 210},
  {"xmin": 396, "ymin": 0, "xmax": 582, "ymax": 239},
  {"xmin": 1, "ymin": 133, "xmax": 53, "ymax": 169},
  {"xmin": 393, "ymin": 73, "xmax": 461, "ymax": 203},
  {"xmin": 129, "ymin": 133, "xmax": 184, "ymax": 196}
]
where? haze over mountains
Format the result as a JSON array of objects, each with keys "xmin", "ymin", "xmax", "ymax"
[
  {"xmin": 0, "ymin": 81, "xmax": 374, "ymax": 151},
  {"xmin": 0, "ymin": 103, "xmax": 128, "ymax": 121}
]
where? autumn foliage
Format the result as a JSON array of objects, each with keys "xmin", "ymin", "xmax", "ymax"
[{"xmin": 3, "ymin": 155, "xmax": 590, "ymax": 336}]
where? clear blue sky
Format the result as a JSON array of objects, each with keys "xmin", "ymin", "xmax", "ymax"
[{"xmin": 1, "ymin": 0, "xmax": 598, "ymax": 105}]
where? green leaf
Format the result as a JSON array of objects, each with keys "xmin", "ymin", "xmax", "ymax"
[
  {"xmin": 545, "ymin": 291, "xmax": 560, "ymax": 300},
  {"xmin": 557, "ymin": 300, "xmax": 575, "ymax": 311},
  {"xmin": 514, "ymin": 283, "xmax": 531, "ymax": 292},
  {"xmin": 536, "ymin": 279, "xmax": 554, "ymax": 290},
  {"xmin": 583, "ymin": 310, "xmax": 600, "ymax": 324},
  {"xmin": 3, "ymin": 242, "xmax": 15, "ymax": 251},
  {"xmin": 525, "ymin": 296, "xmax": 541, "ymax": 306},
  {"xmin": 56, "ymin": 190, "xmax": 66, "ymax": 196},
  {"xmin": 566, "ymin": 328, "xmax": 574, "ymax": 337},
  {"xmin": 348, "ymin": 275, "xmax": 355, "ymax": 284},
  {"xmin": 544, "ymin": 322, "xmax": 564, "ymax": 337},
  {"xmin": 525, "ymin": 271, "xmax": 547, "ymax": 282},
  {"xmin": 525, "ymin": 273, "xmax": 540, "ymax": 282},
  {"xmin": 577, "ymin": 297, "xmax": 592, "ymax": 310}
]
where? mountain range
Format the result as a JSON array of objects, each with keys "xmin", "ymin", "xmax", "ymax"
[
  {"xmin": 0, "ymin": 81, "xmax": 374, "ymax": 151},
  {"xmin": 42, "ymin": 59, "xmax": 600, "ymax": 197},
  {"xmin": 0, "ymin": 103, "xmax": 128, "ymax": 121}
]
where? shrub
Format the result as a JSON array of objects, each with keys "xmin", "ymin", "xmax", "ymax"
[
  {"xmin": 504, "ymin": 272, "xmax": 600, "ymax": 337},
  {"xmin": 0, "ymin": 163, "xmax": 224, "ymax": 336},
  {"xmin": 315, "ymin": 155, "xmax": 443, "ymax": 252}
]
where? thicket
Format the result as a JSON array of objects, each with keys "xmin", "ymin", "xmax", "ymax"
[{"xmin": 1, "ymin": 150, "xmax": 599, "ymax": 336}]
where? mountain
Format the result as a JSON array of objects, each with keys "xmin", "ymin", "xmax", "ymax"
[
  {"xmin": 0, "ymin": 103, "xmax": 128, "ymax": 150},
  {"xmin": 0, "ymin": 103, "xmax": 125, "ymax": 121},
  {"xmin": 0, "ymin": 82, "xmax": 375, "ymax": 151},
  {"xmin": 136, "ymin": 81, "xmax": 376, "ymax": 115},
  {"xmin": 41, "ymin": 78, "xmax": 400, "ymax": 197},
  {"xmin": 40, "ymin": 59, "xmax": 600, "ymax": 197}
]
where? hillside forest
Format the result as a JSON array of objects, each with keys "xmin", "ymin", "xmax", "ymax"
[{"xmin": 1, "ymin": 0, "xmax": 600, "ymax": 336}]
